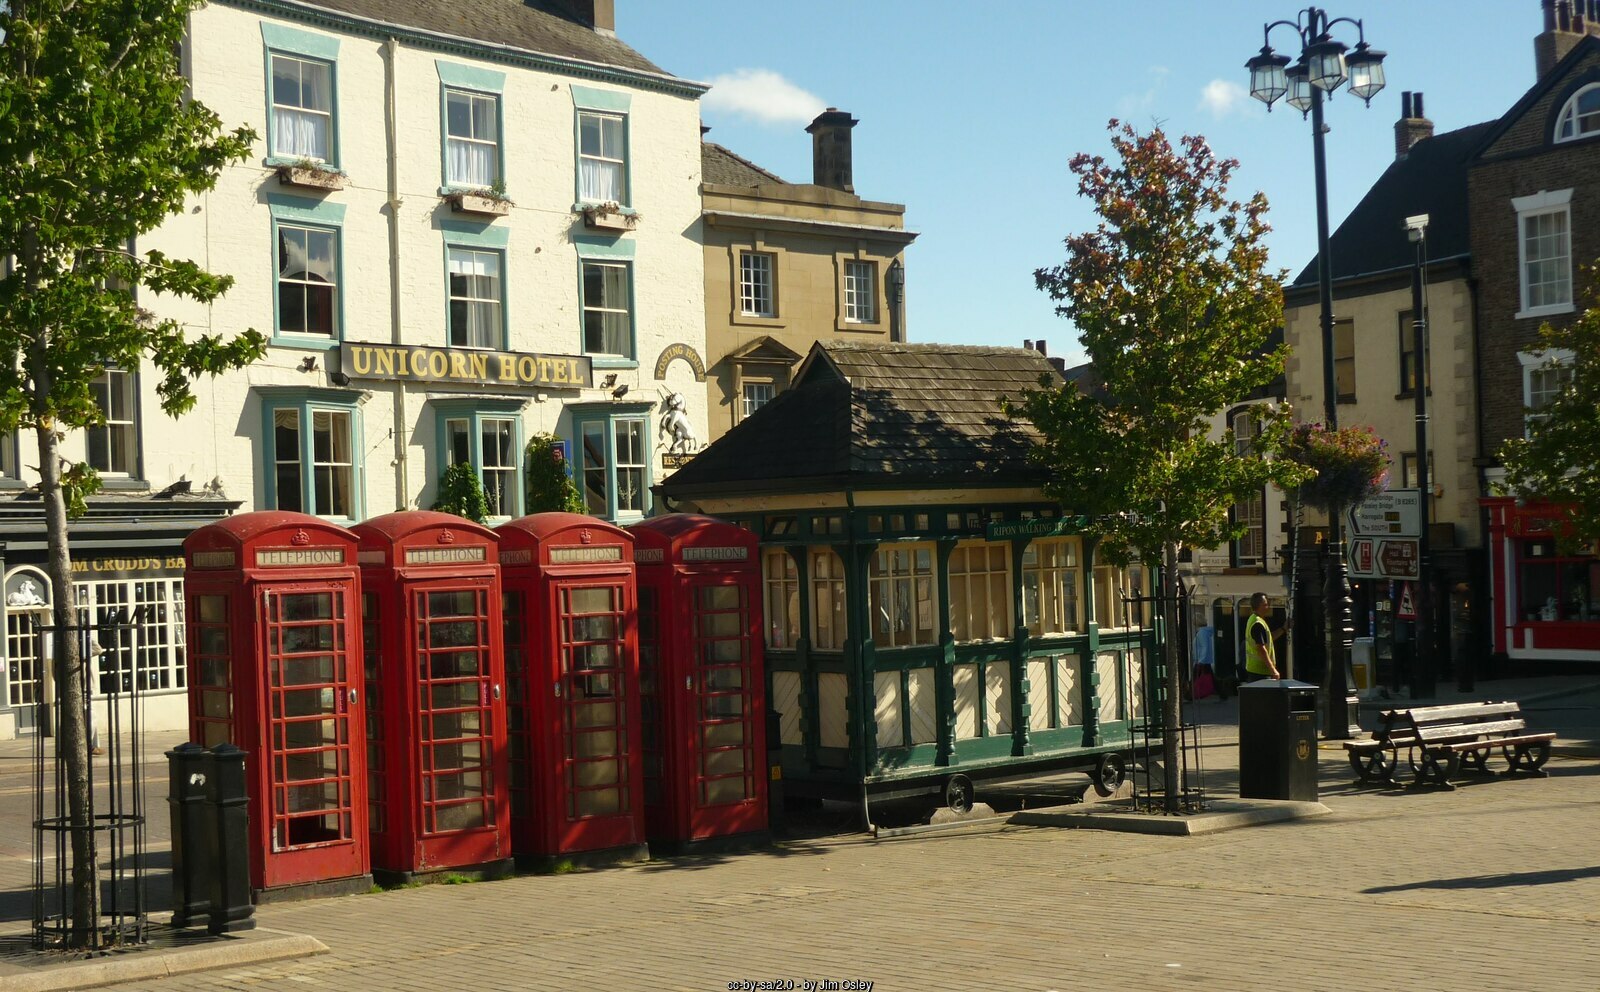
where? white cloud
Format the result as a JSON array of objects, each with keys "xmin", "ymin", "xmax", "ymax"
[
  {"xmin": 702, "ymin": 68, "xmax": 827, "ymax": 126},
  {"xmin": 1198, "ymin": 79, "xmax": 1250, "ymax": 118},
  {"xmin": 1116, "ymin": 66, "xmax": 1170, "ymax": 118}
]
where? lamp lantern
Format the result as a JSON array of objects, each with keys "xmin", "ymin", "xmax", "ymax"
[
  {"xmin": 1285, "ymin": 61, "xmax": 1314, "ymax": 114},
  {"xmin": 1247, "ymin": 46, "xmax": 1291, "ymax": 106},
  {"xmin": 1345, "ymin": 42, "xmax": 1387, "ymax": 104},
  {"xmin": 1306, "ymin": 35, "xmax": 1349, "ymax": 91}
]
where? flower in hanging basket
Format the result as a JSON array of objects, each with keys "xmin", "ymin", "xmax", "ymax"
[{"xmin": 1279, "ymin": 422, "xmax": 1390, "ymax": 510}]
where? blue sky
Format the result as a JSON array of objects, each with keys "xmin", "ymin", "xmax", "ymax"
[{"xmin": 622, "ymin": 1, "xmax": 1543, "ymax": 367}]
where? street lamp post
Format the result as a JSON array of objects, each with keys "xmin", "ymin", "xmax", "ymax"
[
  {"xmin": 1406, "ymin": 213, "xmax": 1435, "ymax": 699},
  {"xmin": 1247, "ymin": 7, "xmax": 1385, "ymax": 739}
]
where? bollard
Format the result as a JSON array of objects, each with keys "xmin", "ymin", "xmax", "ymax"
[
  {"xmin": 166, "ymin": 742, "xmax": 212, "ymax": 928},
  {"xmin": 205, "ymin": 744, "xmax": 256, "ymax": 934}
]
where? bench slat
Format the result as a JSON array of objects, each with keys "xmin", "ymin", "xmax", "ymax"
[
  {"xmin": 1444, "ymin": 732, "xmax": 1556, "ymax": 753},
  {"xmin": 1415, "ymin": 719, "xmax": 1527, "ymax": 742},
  {"xmin": 1380, "ymin": 701, "xmax": 1522, "ymax": 724}
]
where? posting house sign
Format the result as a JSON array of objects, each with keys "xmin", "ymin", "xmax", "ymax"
[{"xmin": 339, "ymin": 343, "xmax": 592, "ymax": 390}]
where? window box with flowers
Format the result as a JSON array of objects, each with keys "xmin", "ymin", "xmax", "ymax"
[
  {"xmin": 580, "ymin": 200, "xmax": 639, "ymax": 233},
  {"xmin": 446, "ymin": 179, "xmax": 514, "ymax": 218},
  {"xmin": 276, "ymin": 159, "xmax": 347, "ymax": 191},
  {"xmin": 1279, "ymin": 422, "xmax": 1391, "ymax": 510}
]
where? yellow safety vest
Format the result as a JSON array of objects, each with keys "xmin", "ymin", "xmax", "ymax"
[{"xmin": 1244, "ymin": 613, "xmax": 1273, "ymax": 675}]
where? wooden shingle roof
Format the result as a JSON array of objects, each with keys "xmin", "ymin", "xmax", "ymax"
[{"xmin": 660, "ymin": 342, "xmax": 1060, "ymax": 498}]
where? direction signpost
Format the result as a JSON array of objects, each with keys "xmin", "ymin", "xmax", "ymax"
[{"xmin": 1347, "ymin": 490, "xmax": 1421, "ymax": 580}]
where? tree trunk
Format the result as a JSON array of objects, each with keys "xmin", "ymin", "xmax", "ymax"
[
  {"xmin": 34, "ymin": 419, "xmax": 98, "ymax": 946},
  {"xmin": 1161, "ymin": 541, "xmax": 1182, "ymax": 813}
]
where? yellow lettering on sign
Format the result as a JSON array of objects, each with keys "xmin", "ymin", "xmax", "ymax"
[
  {"xmin": 409, "ymin": 349, "xmax": 430, "ymax": 377},
  {"xmin": 428, "ymin": 351, "xmax": 449, "ymax": 378},
  {"xmin": 517, "ymin": 356, "xmax": 538, "ymax": 382},
  {"xmin": 498, "ymin": 355, "xmax": 516, "ymax": 380},
  {"xmin": 375, "ymin": 348, "xmax": 396, "ymax": 377},
  {"xmin": 568, "ymin": 359, "xmax": 584, "ymax": 386},
  {"xmin": 350, "ymin": 345, "xmax": 373, "ymax": 376},
  {"xmin": 541, "ymin": 357, "xmax": 558, "ymax": 384},
  {"xmin": 470, "ymin": 354, "xmax": 489, "ymax": 380},
  {"xmin": 449, "ymin": 352, "xmax": 469, "ymax": 380}
]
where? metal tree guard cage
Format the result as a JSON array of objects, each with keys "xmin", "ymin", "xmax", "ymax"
[
  {"xmin": 31, "ymin": 606, "xmax": 149, "ymax": 952},
  {"xmin": 1125, "ymin": 577, "xmax": 1210, "ymax": 814}
]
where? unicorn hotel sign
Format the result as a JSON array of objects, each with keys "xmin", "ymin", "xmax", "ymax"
[{"xmin": 338, "ymin": 343, "xmax": 593, "ymax": 390}]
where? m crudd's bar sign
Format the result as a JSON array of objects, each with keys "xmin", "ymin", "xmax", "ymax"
[
  {"xmin": 257, "ymin": 547, "xmax": 346, "ymax": 567},
  {"xmin": 404, "ymin": 546, "xmax": 487, "ymax": 566},
  {"xmin": 340, "ymin": 343, "xmax": 593, "ymax": 390}
]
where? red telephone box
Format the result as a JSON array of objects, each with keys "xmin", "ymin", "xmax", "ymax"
[
  {"xmin": 496, "ymin": 513, "xmax": 645, "ymax": 862},
  {"xmin": 182, "ymin": 511, "xmax": 370, "ymax": 895},
  {"xmin": 350, "ymin": 511, "xmax": 511, "ymax": 880},
  {"xmin": 630, "ymin": 515, "xmax": 767, "ymax": 848}
]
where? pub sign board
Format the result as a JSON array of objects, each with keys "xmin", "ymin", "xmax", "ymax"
[{"xmin": 339, "ymin": 343, "xmax": 592, "ymax": 391}]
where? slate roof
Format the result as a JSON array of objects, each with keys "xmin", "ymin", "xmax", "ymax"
[
  {"xmin": 276, "ymin": 0, "xmax": 669, "ymax": 76},
  {"xmin": 1290, "ymin": 120, "xmax": 1495, "ymax": 288},
  {"xmin": 701, "ymin": 142, "xmax": 787, "ymax": 187},
  {"xmin": 659, "ymin": 342, "xmax": 1060, "ymax": 498}
]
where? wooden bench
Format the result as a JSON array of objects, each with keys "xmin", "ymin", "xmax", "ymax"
[{"xmin": 1344, "ymin": 701, "xmax": 1556, "ymax": 789}]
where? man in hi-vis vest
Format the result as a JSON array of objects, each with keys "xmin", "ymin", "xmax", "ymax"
[{"xmin": 1243, "ymin": 592, "xmax": 1281, "ymax": 682}]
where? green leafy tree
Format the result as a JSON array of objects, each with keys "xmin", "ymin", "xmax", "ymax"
[
  {"xmin": 1498, "ymin": 268, "xmax": 1600, "ymax": 547},
  {"xmin": 524, "ymin": 432, "xmax": 585, "ymax": 514},
  {"xmin": 0, "ymin": 0, "xmax": 264, "ymax": 943},
  {"xmin": 1008, "ymin": 121, "xmax": 1305, "ymax": 811},
  {"xmin": 433, "ymin": 462, "xmax": 491, "ymax": 524}
]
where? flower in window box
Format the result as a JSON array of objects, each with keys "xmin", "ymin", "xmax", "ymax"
[
  {"xmin": 276, "ymin": 158, "xmax": 347, "ymax": 191},
  {"xmin": 580, "ymin": 200, "xmax": 639, "ymax": 232}
]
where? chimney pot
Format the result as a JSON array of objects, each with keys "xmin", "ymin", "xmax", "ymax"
[
  {"xmin": 1394, "ymin": 90, "xmax": 1434, "ymax": 160},
  {"xmin": 806, "ymin": 109, "xmax": 859, "ymax": 193}
]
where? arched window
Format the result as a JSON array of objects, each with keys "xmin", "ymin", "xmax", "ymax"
[{"xmin": 1554, "ymin": 83, "xmax": 1600, "ymax": 142}]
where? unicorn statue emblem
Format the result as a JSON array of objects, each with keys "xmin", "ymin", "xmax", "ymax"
[{"xmin": 658, "ymin": 392, "xmax": 697, "ymax": 456}]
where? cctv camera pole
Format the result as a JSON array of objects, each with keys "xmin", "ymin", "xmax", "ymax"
[{"xmin": 1408, "ymin": 214, "xmax": 1435, "ymax": 698}]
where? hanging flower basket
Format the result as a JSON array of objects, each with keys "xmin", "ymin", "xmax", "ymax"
[{"xmin": 1280, "ymin": 423, "xmax": 1390, "ymax": 510}]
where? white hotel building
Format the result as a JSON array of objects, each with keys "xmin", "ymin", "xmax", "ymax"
[{"xmin": 0, "ymin": 0, "xmax": 709, "ymax": 736}]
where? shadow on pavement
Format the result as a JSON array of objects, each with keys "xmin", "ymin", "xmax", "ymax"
[{"xmin": 1364, "ymin": 864, "xmax": 1600, "ymax": 893}]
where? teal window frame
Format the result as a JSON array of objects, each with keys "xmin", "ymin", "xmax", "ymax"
[
  {"xmin": 269, "ymin": 195, "xmax": 347, "ymax": 349},
  {"xmin": 436, "ymin": 61, "xmax": 507, "ymax": 194},
  {"xmin": 575, "ymin": 237, "xmax": 637, "ymax": 367},
  {"xmin": 261, "ymin": 23, "xmax": 342, "ymax": 169},
  {"xmin": 441, "ymin": 220, "xmax": 511, "ymax": 351},
  {"xmin": 259, "ymin": 387, "xmax": 365, "ymax": 523},
  {"xmin": 571, "ymin": 85, "xmax": 633, "ymax": 209},
  {"xmin": 571, "ymin": 404, "xmax": 652, "ymax": 524},
  {"xmin": 433, "ymin": 400, "xmax": 524, "ymax": 520}
]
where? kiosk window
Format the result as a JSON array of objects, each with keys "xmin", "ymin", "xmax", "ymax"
[
  {"xmin": 948, "ymin": 542, "xmax": 1012, "ymax": 642},
  {"xmin": 809, "ymin": 550, "xmax": 847, "ymax": 651},
  {"xmin": 869, "ymin": 544, "xmax": 936, "ymax": 648},
  {"xmin": 763, "ymin": 549, "xmax": 800, "ymax": 649},
  {"xmin": 1022, "ymin": 538, "xmax": 1081, "ymax": 636}
]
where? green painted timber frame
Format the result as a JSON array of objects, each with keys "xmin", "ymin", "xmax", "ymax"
[{"xmin": 722, "ymin": 499, "xmax": 1166, "ymax": 802}]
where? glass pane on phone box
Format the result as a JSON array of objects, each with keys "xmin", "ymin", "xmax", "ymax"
[
  {"xmin": 202, "ymin": 689, "xmax": 231, "ymax": 719},
  {"xmin": 572, "ymin": 730, "xmax": 617, "ymax": 758},
  {"xmin": 198, "ymin": 595, "xmax": 227, "ymax": 623},
  {"xmin": 574, "ymin": 643, "xmax": 616, "ymax": 671},
  {"xmin": 701, "ymin": 666, "xmax": 744, "ymax": 690},
  {"xmin": 571, "ymin": 615, "xmax": 617, "ymax": 642},
  {"xmin": 699, "ymin": 612, "xmax": 742, "ymax": 638},
  {"xmin": 703, "ymin": 777, "xmax": 749, "ymax": 806},
  {"xmin": 429, "ymin": 619, "xmax": 479, "ymax": 649},
  {"xmin": 574, "ymin": 700, "xmax": 616, "ymax": 728},
  {"xmin": 287, "ymin": 781, "xmax": 339, "ymax": 813},
  {"xmin": 702, "ymin": 722, "xmax": 744, "ymax": 747},
  {"xmin": 703, "ymin": 695, "xmax": 744, "ymax": 718},
  {"xmin": 568, "ymin": 587, "xmax": 613, "ymax": 614},
  {"xmin": 703, "ymin": 748, "xmax": 746, "ymax": 775},
  {"xmin": 277, "ymin": 687, "xmax": 336, "ymax": 718},
  {"xmin": 573, "ymin": 759, "xmax": 620, "ymax": 787},
  {"xmin": 434, "ymin": 802, "xmax": 487, "ymax": 832},
  {"xmin": 202, "ymin": 722, "xmax": 231, "ymax": 748},
  {"xmin": 702, "ymin": 640, "xmax": 744, "ymax": 664},
  {"xmin": 433, "ymin": 740, "xmax": 484, "ymax": 770},
  {"xmin": 574, "ymin": 788, "xmax": 621, "ymax": 817},
  {"xmin": 281, "ymin": 593, "xmax": 334, "ymax": 622},
  {"xmin": 283, "ymin": 718, "xmax": 339, "ymax": 751},
  {"xmin": 432, "ymin": 710, "xmax": 482, "ymax": 740},
  {"xmin": 281, "ymin": 654, "xmax": 335, "ymax": 685},
  {"xmin": 281, "ymin": 623, "xmax": 334, "ymax": 654},
  {"xmin": 427, "ymin": 590, "xmax": 477, "ymax": 617},
  {"xmin": 286, "ymin": 749, "xmax": 342, "ymax": 782},
  {"xmin": 430, "ymin": 681, "xmax": 479, "ymax": 709},
  {"xmin": 698, "ymin": 585, "xmax": 741, "ymax": 610},
  {"xmin": 200, "ymin": 627, "xmax": 229, "ymax": 656},
  {"xmin": 576, "ymin": 673, "xmax": 614, "ymax": 698},
  {"xmin": 429, "ymin": 650, "xmax": 481, "ymax": 678}
]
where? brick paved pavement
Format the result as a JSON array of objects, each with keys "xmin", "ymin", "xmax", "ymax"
[{"xmin": 3, "ymin": 678, "xmax": 1599, "ymax": 991}]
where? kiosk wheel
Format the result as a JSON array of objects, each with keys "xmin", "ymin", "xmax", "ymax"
[
  {"xmin": 1092, "ymin": 753, "xmax": 1127, "ymax": 797},
  {"xmin": 943, "ymin": 774, "xmax": 974, "ymax": 814}
]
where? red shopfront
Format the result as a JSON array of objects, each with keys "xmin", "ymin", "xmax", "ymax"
[
  {"xmin": 1484, "ymin": 498, "xmax": 1600, "ymax": 662},
  {"xmin": 351, "ymin": 511, "xmax": 511, "ymax": 880},
  {"xmin": 496, "ymin": 514, "xmax": 646, "ymax": 862},
  {"xmin": 182, "ymin": 511, "xmax": 370, "ymax": 894},
  {"xmin": 629, "ymin": 515, "xmax": 767, "ymax": 849}
]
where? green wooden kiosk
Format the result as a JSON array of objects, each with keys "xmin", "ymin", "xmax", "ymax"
[{"xmin": 659, "ymin": 342, "xmax": 1162, "ymax": 814}]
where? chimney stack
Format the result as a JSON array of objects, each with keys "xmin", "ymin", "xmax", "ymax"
[
  {"xmin": 1394, "ymin": 91, "xmax": 1435, "ymax": 160},
  {"xmin": 806, "ymin": 109, "xmax": 858, "ymax": 193},
  {"xmin": 1536, "ymin": 0, "xmax": 1600, "ymax": 78},
  {"xmin": 548, "ymin": 0, "xmax": 615, "ymax": 34}
]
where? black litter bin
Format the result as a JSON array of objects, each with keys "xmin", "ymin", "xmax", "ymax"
[{"xmin": 1239, "ymin": 679, "xmax": 1319, "ymax": 801}]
